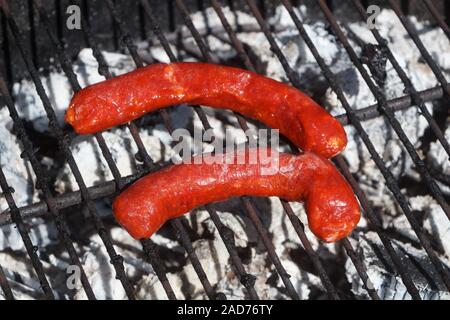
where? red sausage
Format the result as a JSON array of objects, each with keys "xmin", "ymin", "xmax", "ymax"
[
  {"xmin": 66, "ymin": 62, "xmax": 347, "ymax": 158},
  {"xmin": 113, "ymin": 149, "xmax": 360, "ymax": 243}
]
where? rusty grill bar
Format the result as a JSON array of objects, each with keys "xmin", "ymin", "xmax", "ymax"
[{"xmin": 0, "ymin": 0, "xmax": 449, "ymax": 300}]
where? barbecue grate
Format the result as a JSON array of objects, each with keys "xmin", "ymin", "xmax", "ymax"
[{"xmin": 0, "ymin": 0, "xmax": 449, "ymax": 300}]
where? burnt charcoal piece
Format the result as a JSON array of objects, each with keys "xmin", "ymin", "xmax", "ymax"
[{"xmin": 360, "ymin": 43, "xmax": 388, "ymax": 87}]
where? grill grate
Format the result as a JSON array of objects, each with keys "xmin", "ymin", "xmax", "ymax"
[{"xmin": 0, "ymin": 0, "xmax": 449, "ymax": 300}]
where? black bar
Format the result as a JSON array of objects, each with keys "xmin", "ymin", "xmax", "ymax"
[
  {"xmin": 0, "ymin": 132, "xmax": 54, "ymax": 299},
  {"xmin": 0, "ymin": 254, "xmax": 14, "ymax": 300}
]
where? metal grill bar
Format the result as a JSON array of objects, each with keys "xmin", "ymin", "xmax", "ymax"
[
  {"xmin": 0, "ymin": 72, "xmax": 96, "ymax": 299},
  {"xmin": 239, "ymin": 198, "xmax": 300, "ymax": 299},
  {"xmin": 0, "ymin": 0, "xmax": 136, "ymax": 299},
  {"xmin": 0, "ymin": 9, "xmax": 12, "ymax": 85},
  {"xmin": 316, "ymin": 0, "xmax": 450, "ymax": 292},
  {"xmin": 0, "ymin": 262, "xmax": 13, "ymax": 299},
  {"xmin": 0, "ymin": 138, "xmax": 54, "ymax": 299},
  {"xmin": 278, "ymin": 0, "xmax": 423, "ymax": 299},
  {"xmin": 140, "ymin": 239, "xmax": 176, "ymax": 300},
  {"xmin": 351, "ymin": 0, "xmax": 450, "ymax": 158},
  {"xmin": 341, "ymin": 238, "xmax": 380, "ymax": 299},
  {"xmin": 205, "ymin": 203, "xmax": 260, "ymax": 299},
  {"xmin": 0, "ymin": 169, "xmax": 151, "ymax": 225},
  {"xmin": 336, "ymin": 84, "xmax": 450, "ymax": 125}
]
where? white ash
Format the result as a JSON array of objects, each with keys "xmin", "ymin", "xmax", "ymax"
[
  {"xmin": 346, "ymin": 231, "xmax": 450, "ymax": 300},
  {"xmin": 0, "ymin": 251, "xmax": 43, "ymax": 300},
  {"xmin": 0, "ymin": 125, "xmax": 36, "ymax": 213},
  {"xmin": 74, "ymin": 238, "xmax": 128, "ymax": 300},
  {"xmin": 56, "ymin": 128, "xmax": 168, "ymax": 193},
  {"xmin": 134, "ymin": 208, "xmax": 312, "ymax": 300},
  {"xmin": 355, "ymin": 195, "xmax": 450, "ymax": 299},
  {"xmin": 0, "ymin": 123, "xmax": 59, "ymax": 252},
  {"xmin": 428, "ymin": 122, "xmax": 450, "ymax": 195},
  {"xmin": 411, "ymin": 195, "xmax": 450, "ymax": 258},
  {"xmin": 11, "ymin": 49, "xmax": 136, "ymax": 133},
  {"xmin": 0, "ymin": 249, "xmax": 71, "ymax": 299}
]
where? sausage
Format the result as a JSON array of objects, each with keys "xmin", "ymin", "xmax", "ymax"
[
  {"xmin": 113, "ymin": 149, "xmax": 360, "ymax": 242},
  {"xmin": 65, "ymin": 62, "xmax": 347, "ymax": 158}
]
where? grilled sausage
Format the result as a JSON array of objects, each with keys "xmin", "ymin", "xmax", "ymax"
[
  {"xmin": 113, "ymin": 149, "xmax": 360, "ymax": 242},
  {"xmin": 66, "ymin": 62, "xmax": 347, "ymax": 158}
]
